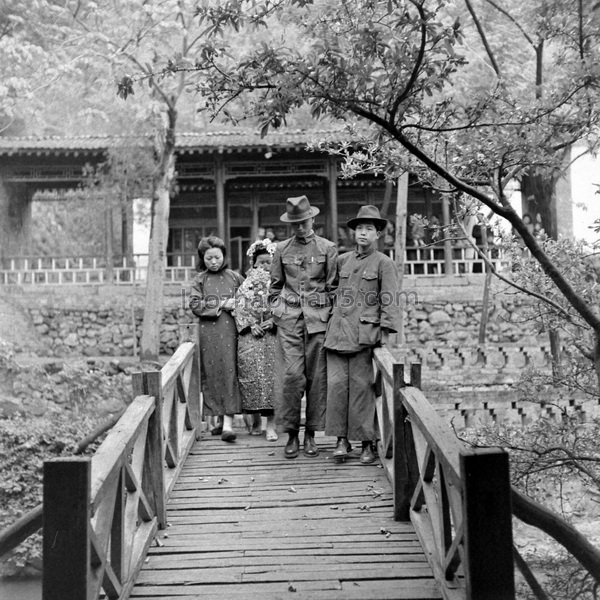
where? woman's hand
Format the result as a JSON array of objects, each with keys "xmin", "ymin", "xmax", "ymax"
[
  {"xmin": 261, "ymin": 319, "xmax": 274, "ymax": 331},
  {"xmin": 251, "ymin": 323, "xmax": 265, "ymax": 337}
]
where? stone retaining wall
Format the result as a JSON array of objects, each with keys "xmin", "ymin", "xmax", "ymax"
[{"xmin": 2, "ymin": 278, "xmax": 546, "ymax": 357}]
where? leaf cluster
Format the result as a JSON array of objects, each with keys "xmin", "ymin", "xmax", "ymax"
[
  {"xmin": 502, "ymin": 234, "xmax": 600, "ymax": 363},
  {"xmin": 0, "ymin": 342, "xmax": 131, "ymax": 576}
]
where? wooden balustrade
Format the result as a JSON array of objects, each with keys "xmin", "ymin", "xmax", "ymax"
[
  {"xmin": 373, "ymin": 347, "xmax": 515, "ymax": 600},
  {"xmin": 17, "ymin": 339, "xmax": 201, "ymax": 600}
]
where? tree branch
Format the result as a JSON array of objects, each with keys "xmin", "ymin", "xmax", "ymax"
[
  {"xmin": 463, "ymin": 0, "xmax": 501, "ymax": 76},
  {"xmin": 389, "ymin": 1, "xmax": 427, "ymax": 122},
  {"xmin": 512, "ymin": 487, "xmax": 600, "ymax": 583}
]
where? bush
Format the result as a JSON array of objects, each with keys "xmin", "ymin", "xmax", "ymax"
[
  {"xmin": 0, "ymin": 340, "xmax": 132, "ymax": 576},
  {"xmin": 0, "ymin": 411, "xmax": 100, "ymax": 576}
]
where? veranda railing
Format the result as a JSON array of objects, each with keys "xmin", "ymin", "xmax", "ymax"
[{"xmin": 0, "ymin": 246, "xmax": 507, "ymax": 285}]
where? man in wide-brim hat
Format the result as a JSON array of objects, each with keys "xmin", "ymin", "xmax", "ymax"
[
  {"xmin": 268, "ymin": 195, "xmax": 338, "ymax": 459},
  {"xmin": 323, "ymin": 205, "xmax": 400, "ymax": 465}
]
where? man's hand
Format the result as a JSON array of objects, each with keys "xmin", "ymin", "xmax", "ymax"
[
  {"xmin": 221, "ymin": 298, "xmax": 235, "ymax": 311},
  {"xmin": 380, "ymin": 329, "xmax": 390, "ymax": 346}
]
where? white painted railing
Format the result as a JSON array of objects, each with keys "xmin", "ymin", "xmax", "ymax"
[{"xmin": 0, "ymin": 246, "xmax": 507, "ymax": 285}]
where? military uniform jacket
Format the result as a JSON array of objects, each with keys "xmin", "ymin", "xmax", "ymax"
[
  {"xmin": 269, "ymin": 232, "xmax": 338, "ymax": 334},
  {"xmin": 324, "ymin": 248, "xmax": 399, "ymax": 353}
]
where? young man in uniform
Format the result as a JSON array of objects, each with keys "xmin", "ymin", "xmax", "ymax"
[{"xmin": 324, "ymin": 205, "xmax": 400, "ymax": 464}]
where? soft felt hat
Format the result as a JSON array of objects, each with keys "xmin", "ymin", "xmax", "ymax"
[
  {"xmin": 280, "ymin": 195, "xmax": 320, "ymax": 223},
  {"xmin": 347, "ymin": 205, "xmax": 388, "ymax": 230}
]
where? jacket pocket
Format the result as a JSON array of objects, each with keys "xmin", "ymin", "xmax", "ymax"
[
  {"xmin": 282, "ymin": 255, "xmax": 299, "ymax": 277},
  {"xmin": 310, "ymin": 254, "xmax": 327, "ymax": 276},
  {"xmin": 358, "ymin": 315, "xmax": 381, "ymax": 346},
  {"xmin": 359, "ymin": 271, "xmax": 378, "ymax": 291}
]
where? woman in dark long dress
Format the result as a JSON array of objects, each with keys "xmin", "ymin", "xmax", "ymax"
[
  {"xmin": 189, "ymin": 236, "xmax": 244, "ymax": 442},
  {"xmin": 234, "ymin": 239, "xmax": 278, "ymax": 441}
]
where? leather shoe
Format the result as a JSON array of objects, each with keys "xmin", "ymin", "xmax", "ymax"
[
  {"xmin": 332, "ymin": 438, "xmax": 352, "ymax": 459},
  {"xmin": 221, "ymin": 430, "xmax": 237, "ymax": 443},
  {"xmin": 360, "ymin": 443, "xmax": 376, "ymax": 464},
  {"xmin": 303, "ymin": 433, "xmax": 319, "ymax": 457},
  {"xmin": 284, "ymin": 434, "xmax": 299, "ymax": 459}
]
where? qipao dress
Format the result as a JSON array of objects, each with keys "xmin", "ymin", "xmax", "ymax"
[{"xmin": 190, "ymin": 267, "xmax": 244, "ymax": 416}]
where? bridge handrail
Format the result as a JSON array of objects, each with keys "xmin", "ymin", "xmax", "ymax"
[
  {"xmin": 374, "ymin": 347, "xmax": 600, "ymax": 599},
  {"xmin": 0, "ymin": 336, "xmax": 201, "ymax": 600},
  {"xmin": 373, "ymin": 347, "xmax": 515, "ymax": 600}
]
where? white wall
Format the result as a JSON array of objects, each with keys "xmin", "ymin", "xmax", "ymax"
[{"xmin": 571, "ymin": 147, "xmax": 600, "ymax": 244}]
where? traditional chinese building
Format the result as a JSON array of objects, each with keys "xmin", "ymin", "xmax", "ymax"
[{"xmin": 0, "ymin": 128, "xmax": 517, "ymax": 282}]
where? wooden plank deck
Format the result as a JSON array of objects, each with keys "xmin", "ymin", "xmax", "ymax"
[{"xmin": 131, "ymin": 430, "xmax": 442, "ymax": 600}]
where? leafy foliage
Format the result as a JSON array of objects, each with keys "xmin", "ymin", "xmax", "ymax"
[
  {"xmin": 502, "ymin": 233, "xmax": 600, "ymax": 380},
  {"xmin": 0, "ymin": 412, "xmax": 100, "ymax": 576},
  {"xmin": 186, "ymin": 0, "xmax": 600, "ymax": 366},
  {"xmin": 0, "ymin": 342, "xmax": 131, "ymax": 576},
  {"xmin": 463, "ymin": 414, "xmax": 600, "ymax": 600}
]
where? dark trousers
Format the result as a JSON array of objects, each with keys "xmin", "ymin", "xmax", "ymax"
[
  {"xmin": 325, "ymin": 348, "xmax": 376, "ymax": 441},
  {"xmin": 274, "ymin": 316, "xmax": 327, "ymax": 433}
]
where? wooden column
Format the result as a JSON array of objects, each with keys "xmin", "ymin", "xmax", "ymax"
[
  {"xmin": 327, "ymin": 157, "xmax": 338, "ymax": 243},
  {"xmin": 43, "ymin": 458, "xmax": 91, "ymax": 600},
  {"xmin": 251, "ymin": 195, "xmax": 259, "ymax": 241},
  {"xmin": 104, "ymin": 199, "xmax": 114, "ymax": 283},
  {"xmin": 394, "ymin": 173, "xmax": 408, "ymax": 345},
  {"xmin": 461, "ymin": 450, "xmax": 515, "ymax": 600},
  {"xmin": 215, "ymin": 158, "xmax": 226, "ymax": 242},
  {"xmin": 441, "ymin": 194, "xmax": 453, "ymax": 276}
]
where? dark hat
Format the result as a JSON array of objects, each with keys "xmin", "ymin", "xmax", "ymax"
[
  {"xmin": 347, "ymin": 205, "xmax": 388, "ymax": 230},
  {"xmin": 280, "ymin": 195, "xmax": 320, "ymax": 223}
]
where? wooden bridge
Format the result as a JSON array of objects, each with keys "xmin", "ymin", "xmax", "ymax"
[{"xmin": 2, "ymin": 337, "xmax": 599, "ymax": 600}]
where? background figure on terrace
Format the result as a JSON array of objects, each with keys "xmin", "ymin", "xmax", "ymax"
[
  {"xmin": 189, "ymin": 236, "xmax": 244, "ymax": 442},
  {"xmin": 269, "ymin": 195, "xmax": 338, "ymax": 459},
  {"xmin": 234, "ymin": 238, "xmax": 278, "ymax": 441}
]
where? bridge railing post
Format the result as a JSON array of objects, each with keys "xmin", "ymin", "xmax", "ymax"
[
  {"xmin": 461, "ymin": 449, "xmax": 515, "ymax": 600},
  {"xmin": 392, "ymin": 362, "xmax": 420, "ymax": 521},
  {"xmin": 132, "ymin": 370, "xmax": 167, "ymax": 529},
  {"xmin": 179, "ymin": 322, "xmax": 203, "ymax": 434},
  {"xmin": 43, "ymin": 457, "xmax": 91, "ymax": 600}
]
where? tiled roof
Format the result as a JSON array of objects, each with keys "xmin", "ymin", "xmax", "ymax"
[{"xmin": 0, "ymin": 129, "xmax": 348, "ymax": 156}]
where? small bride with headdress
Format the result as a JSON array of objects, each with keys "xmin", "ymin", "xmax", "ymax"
[{"xmin": 234, "ymin": 238, "xmax": 278, "ymax": 441}]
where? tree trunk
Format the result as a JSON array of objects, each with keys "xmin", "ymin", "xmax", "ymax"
[
  {"xmin": 139, "ymin": 107, "xmax": 177, "ymax": 362},
  {"xmin": 520, "ymin": 168, "xmax": 558, "ymax": 239},
  {"xmin": 378, "ymin": 180, "xmax": 394, "ymax": 252},
  {"xmin": 521, "ymin": 166, "xmax": 567, "ymax": 369},
  {"xmin": 478, "ymin": 222, "xmax": 492, "ymax": 344}
]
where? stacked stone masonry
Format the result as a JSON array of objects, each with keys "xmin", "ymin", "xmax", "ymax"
[
  {"xmin": 5, "ymin": 282, "xmax": 598, "ymax": 427},
  {"xmin": 18, "ymin": 284, "xmax": 547, "ymax": 357}
]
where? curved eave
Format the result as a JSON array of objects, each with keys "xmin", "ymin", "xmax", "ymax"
[{"xmin": 0, "ymin": 129, "xmax": 348, "ymax": 158}]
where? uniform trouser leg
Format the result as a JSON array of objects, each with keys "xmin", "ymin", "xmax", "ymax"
[
  {"xmin": 326, "ymin": 348, "xmax": 375, "ymax": 441},
  {"xmin": 274, "ymin": 318, "xmax": 306, "ymax": 433},
  {"xmin": 347, "ymin": 348, "xmax": 376, "ymax": 441},
  {"xmin": 325, "ymin": 351, "xmax": 349, "ymax": 437},
  {"xmin": 304, "ymin": 328, "xmax": 327, "ymax": 433},
  {"xmin": 274, "ymin": 317, "xmax": 326, "ymax": 433}
]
